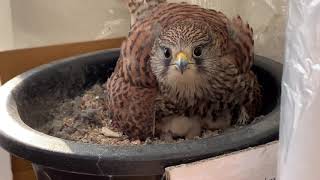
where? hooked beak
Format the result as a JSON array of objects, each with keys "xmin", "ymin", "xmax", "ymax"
[{"xmin": 174, "ymin": 52, "xmax": 189, "ymax": 74}]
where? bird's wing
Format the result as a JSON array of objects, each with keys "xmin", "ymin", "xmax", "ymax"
[
  {"xmin": 226, "ymin": 16, "xmax": 261, "ymax": 123},
  {"xmin": 227, "ymin": 15, "xmax": 255, "ymax": 73},
  {"xmin": 105, "ymin": 19, "xmax": 160, "ymax": 139},
  {"xmin": 105, "ymin": 69, "xmax": 157, "ymax": 139}
]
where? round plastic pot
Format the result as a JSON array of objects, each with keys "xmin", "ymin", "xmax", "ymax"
[{"xmin": 0, "ymin": 49, "xmax": 282, "ymax": 180}]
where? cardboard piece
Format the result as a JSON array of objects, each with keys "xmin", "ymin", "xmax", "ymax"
[
  {"xmin": 0, "ymin": 38, "xmax": 124, "ymax": 84},
  {"xmin": 165, "ymin": 141, "xmax": 278, "ymax": 180}
]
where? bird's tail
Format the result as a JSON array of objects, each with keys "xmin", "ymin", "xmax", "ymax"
[{"xmin": 126, "ymin": 0, "xmax": 166, "ymax": 26}]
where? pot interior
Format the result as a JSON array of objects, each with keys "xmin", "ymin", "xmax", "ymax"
[{"xmin": 13, "ymin": 50, "xmax": 280, "ymax": 139}]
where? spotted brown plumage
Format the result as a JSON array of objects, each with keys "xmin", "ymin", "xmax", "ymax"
[{"xmin": 105, "ymin": 1, "xmax": 262, "ymax": 139}]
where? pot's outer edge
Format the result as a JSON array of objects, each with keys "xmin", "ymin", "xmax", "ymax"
[{"xmin": 0, "ymin": 49, "xmax": 282, "ymax": 176}]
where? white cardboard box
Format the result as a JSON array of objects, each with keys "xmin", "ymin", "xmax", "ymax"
[{"xmin": 166, "ymin": 141, "xmax": 278, "ymax": 180}]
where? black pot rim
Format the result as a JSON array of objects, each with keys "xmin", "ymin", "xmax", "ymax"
[{"xmin": 0, "ymin": 49, "xmax": 282, "ymax": 176}]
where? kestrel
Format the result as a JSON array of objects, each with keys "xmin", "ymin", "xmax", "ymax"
[{"xmin": 105, "ymin": 0, "xmax": 261, "ymax": 140}]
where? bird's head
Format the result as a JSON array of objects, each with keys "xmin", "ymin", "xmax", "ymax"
[{"xmin": 150, "ymin": 19, "xmax": 227, "ymax": 97}]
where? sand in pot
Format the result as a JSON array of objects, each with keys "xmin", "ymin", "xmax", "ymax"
[{"xmin": 37, "ymin": 82, "xmax": 262, "ymax": 146}]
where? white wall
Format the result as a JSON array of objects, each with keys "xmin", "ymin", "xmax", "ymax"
[
  {"xmin": 0, "ymin": 1, "xmax": 13, "ymax": 180},
  {"xmin": 0, "ymin": 0, "xmax": 14, "ymax": 51},
  {"xmin": 11, "ymin": 0, "xmax": 130, "ymax": 49},
  {"xmin": 9, "ymin": 0, "xmax": 286, "ymax": 62},
  {"xmin": 0, "ymin": 149, "xmax": 12, "ymax": 180}
]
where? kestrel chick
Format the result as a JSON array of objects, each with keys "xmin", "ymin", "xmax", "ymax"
[{"xmin": 105, "ymin": 0, "xmax": 262, "ymax": 140}]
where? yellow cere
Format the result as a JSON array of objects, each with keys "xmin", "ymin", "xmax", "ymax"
[{"xmin": 175, "ymin": 52, "xmax": 191, "ymax": 63}]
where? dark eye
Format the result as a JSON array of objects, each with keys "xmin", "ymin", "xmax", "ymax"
[
  {"xmin": 163, "ymin": 47, "xmax": 172, "ymax": 59},
  {"xmin": 193, "ymin": 46, "xmax": 202, "ymax": 57}
]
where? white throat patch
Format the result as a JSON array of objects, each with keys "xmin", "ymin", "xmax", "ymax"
[{"xmin": 164, "ymin": 65, "xmax": 207, "ymax": 104}]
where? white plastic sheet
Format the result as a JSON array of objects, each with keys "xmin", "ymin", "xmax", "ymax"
[{"xmin": 278, "ymin": 0, "xmax": 320, "ymax": 180}]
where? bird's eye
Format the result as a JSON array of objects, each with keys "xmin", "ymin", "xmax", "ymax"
[
  {"xmin": 193, "ymin": 46, "xmax": 202, "ymax": 57},
  {"xmin": 163, "ymin": 47, "xmax": 172, "ymax": 59}
]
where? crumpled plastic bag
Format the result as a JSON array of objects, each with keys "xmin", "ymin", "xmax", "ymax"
[{"xmin": 278, "ymin": 0, "xmax": 320, "ymax": 179}]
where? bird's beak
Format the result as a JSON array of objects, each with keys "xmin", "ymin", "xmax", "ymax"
[{"xmin": 174, "ymin": 52, "xmax": 189, "ymax": 74}]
